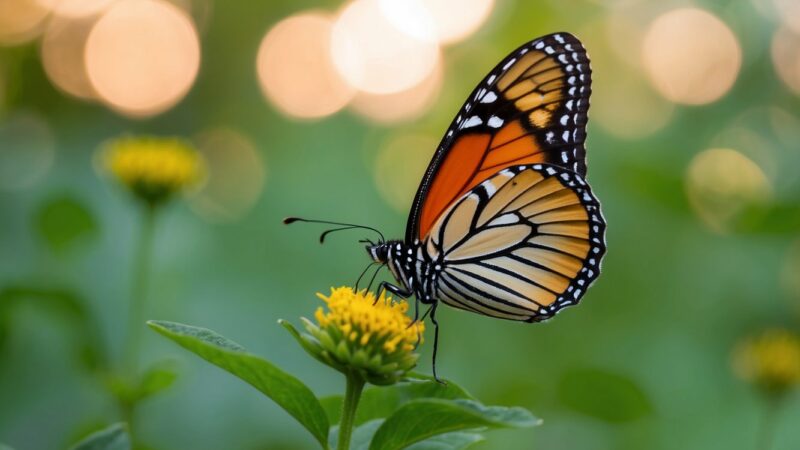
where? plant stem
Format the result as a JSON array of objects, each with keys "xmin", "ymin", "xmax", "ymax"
[
  {"xmin": 756, "ymin": 396, "xmax": 781, "ymax": 450},
  {"xmin": 124, "ymin": 204, "xmax": 157, "ymax": 375},
  {"xmin": 338, "ymin": 372, "xmax": 365, "ymax": 450}
]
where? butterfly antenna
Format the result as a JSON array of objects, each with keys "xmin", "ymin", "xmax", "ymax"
[{"xmin": 284, "ymin": 217, "xmax": 385, "ymax": 242}]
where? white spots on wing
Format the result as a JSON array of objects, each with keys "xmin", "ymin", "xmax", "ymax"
[
  {"xmin": 561, "ymin": 152, "xmax": 569, "ymax": 163},
  {"xmin": 475, "ymin": 88, "xmax": 486, "ymax": 100},
  {"xmin": 546, "ymin": 131, "xmax": 555, "ymax": 143},
  {"xmin": 520, "ymin": 47, "xmax": 529, "ymax": 55},
  {"xmin": 462, "ymin": 115, "xmax": 483, "ymax": 128},
  {"xmin": 545, "ymin": 45, "xmax": 555, "ymax": 54},
  {"xmin": 488, "ymin": 213, "xmax": 519, "ymax": 226},
  {"xmin": 533, "ymin": 164, "xmax": 542, "ymax": 170},
  {"xmin": 545, "ymin": 167, "xmax": 556, "ymax": 175},
  {"xmin": 503, "ymin": 58, "xmax": 516, "ymax": 71},
  {"xmin": 554, "ymin": 34, "xmax": 565, "ymax": 44},
  {"xmin": 560, "ymin": 114, "xmax": 569, "ymax": 126},
  {"xmin": 535, "ymin": 41, "xmax": 544, "ymax": 50},
  {"xmin": 481, "ymin": 179, "xmax": 497, "ymax": 196},
  {"xmin": 487, "ymin": 115, "xmax": 504, "ymax": 128},
  {"xmin": 481, "ymin": 91, "xmax": 498, "ymax": 103},
  {"xmin": 562, "ymin": 130, "xmax": 570, "ymax": 142},
  {"xmin": 559, "ymin": 54, "xmax": 569, "ymax": 64},
  {"xmin": 487, "ymin": 74, "xmax": 496, "ymax": 84},
  {"xmin": 565, "ymin": 43, "xmax": 574, "ymax": 51},
  {"xmin": 568, "ymin": 76, "xmax": 576, "ymax": 85},
  {"xmin": 566, "ymin": 99, "xmax": 574, "ymax": 111}
]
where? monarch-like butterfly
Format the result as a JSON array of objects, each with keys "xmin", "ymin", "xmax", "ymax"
[{"xmin": 287, "ymin": 32, "xmax": 606, "ymax": 379}]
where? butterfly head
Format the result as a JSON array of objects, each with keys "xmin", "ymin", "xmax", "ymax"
[{"xmin": 366, "ymin": 241, "xmax": 390, "ymax": 264}]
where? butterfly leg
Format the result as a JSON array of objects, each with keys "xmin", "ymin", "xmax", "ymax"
[
  {"xmin": 375, "ymin": 281, "xmax": 411, "ymax": 305},
  {"xmin": 430, "ymin": 301, "xmax": 445, "ymax": 384}
]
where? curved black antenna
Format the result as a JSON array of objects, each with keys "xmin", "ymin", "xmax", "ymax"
[{"xmin": 284, "ymin": 217, "xmax": 385, "ymax": 242}]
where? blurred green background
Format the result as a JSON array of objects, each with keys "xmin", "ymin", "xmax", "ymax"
[{"xmin": 2, "ymin": 0, "xmax": 800, "ymax": 449}]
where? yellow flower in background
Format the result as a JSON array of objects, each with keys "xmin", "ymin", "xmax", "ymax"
[
  {"xmin": 733, "ymin": 328, "xmax": 800, "ymax": 395},
  {"xmin": 283, "ymin": 287, "xmax": 424, "ymax": 385},
  {"xmin": 102, "ymin": 136, "xmax": 205, "ymax": 206}
]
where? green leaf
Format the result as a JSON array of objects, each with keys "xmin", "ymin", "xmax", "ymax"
[
  {"xmin": 321, "ymin": 376, "xmax": 473, "ymax": 426},
  {"xmin": 369, "ymin": 399, "xmax": 540, "ymax": 450},
  {"xmin": 557, "ymin": 367, "xmax": 653, "ymax": 423},
  {"xmin": 148, "ymin": 320, "xmax": 330, "ymax": 449},
  {"xmin": 329, "ymin": 419, "xmax": 385, "ymax": 450},
  {"xmin": 105, "ymin": 360, "xmax": 178, "ymax": 406},
  {"xmin": 35, "ymin": 195, "xmax": 98, "ymax": 252},
  {"xmin": 0, "ymin": 286, "xmax": 106, "ymax": 371},
  {"xmin": 406, "ymin": 432, "xmax": 484, "ymax": 450},
  {"xmin": 68, "ymin": 423, "xmax": 130, "ymax": 450}
]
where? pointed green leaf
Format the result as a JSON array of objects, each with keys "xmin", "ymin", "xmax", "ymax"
[
  {"xmin": 321, "ymin": 376, "xmax": 472, "ymax": 426},
  {"xmin": 406, "ymin": 432, "xmax": 484, "ymax": 450},
  {"xmin": 68, "ymin": 423, "xmax": 130, "ymax": 450},
  {"xmin": 369, "ymin": 399, "xmax": 540, "ymax": 450},
  {"xmin": 557, "ymin": 367, "xmax": 652, "ymax": 423},
  {"xmin": 148, "ymin": 320, "xmax": 329, "ymax": 449}
]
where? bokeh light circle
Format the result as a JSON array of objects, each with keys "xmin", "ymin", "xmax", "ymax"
[
  {"xmin": 0, "ymin": 0, "xmax": 50, "ymax": 45},
  {"xmin": 377, "ymin": 0, "xmax": 495, "ymax": 44},
  {"xmin": 331, "ymin": 0, "xmax": 440, "ymax": 94},
  {"xmin": 256, "ymin": 12, "xmax": 354, "ymax": 119},
  {"xmin": 686, "ymin": 148, "xmax": 771, "ymax": 233},
  {"xmin": 350, "ymin": 61, "xmax": 443, "ymax": 124},
  {"xmin": 771, "ymin": 27, "xmax": 800, "ymax": 95},
  {"xmin": 41, "ymin": 14, "xmax": 99, "ymax": 100},
  {"xmin": 85, "ymin": 0, "xmax": 201, "ymax": 117},
  {"xmin": 35, "ymin": 0, "xmax": 117, "ymax": 18},
  {"xmin": 0, "ymin": 113, "xmax": 55, "ymax": 191},
  {"xmin": 642, "ymin": 8, "xmax": 741, "ymax": 105},
  {"xmin": 190, "ymin": 128, "xmax": 266, "ymax": 223},
  {"xmin": 374, "ymin": 133, "xmax": 437, "ymax": 212}
]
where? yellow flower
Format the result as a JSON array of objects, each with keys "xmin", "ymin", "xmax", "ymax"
[
  {"xmin": 101, "ymin": 136, "xmax": 205, "ymax": 206},
  {"xmin": 733, "ymin": 328, "xmax": 800, "ymax": 395},
  {"xmin": 282, "ymin": 287, "xmax": 424, "ymax": 385}
]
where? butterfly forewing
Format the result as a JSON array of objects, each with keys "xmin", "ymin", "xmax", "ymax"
[
  {"xmin": 407, "ymin": 32, "xmax": 592, "ymax": 242},
  {"xmin": 428, "ymin": 164, "xmax": 605, "ymax": 322}
]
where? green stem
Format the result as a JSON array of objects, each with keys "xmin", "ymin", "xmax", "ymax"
[
  {"xmin": 756, "ymin": 396, "xmax": 781, "ymax": 450},
  {"xmin": 338, "ymin": 372, "xmax": 365, "ymax": 450},
  {"xmin": 124, "ymin": 204, "xmax": 157, "ymax": 375}
]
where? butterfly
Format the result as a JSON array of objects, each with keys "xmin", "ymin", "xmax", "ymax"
[{"xmin": 287, "ymin": 32, "xmax": 606, "ymax": 380}]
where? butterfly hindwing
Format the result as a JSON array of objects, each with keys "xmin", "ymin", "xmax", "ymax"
[
  {"xmin": 407, "ymin": 32, "xmax": 592, "ymax": 242},
  {"xmin": 428, "ymin": 164, "xmax": 605, "ymax": 322}
]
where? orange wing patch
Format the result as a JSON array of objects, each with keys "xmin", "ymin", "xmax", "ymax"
[{"xmin": 418, "ymin": 121, "xmax": 546, "ymax": 238}]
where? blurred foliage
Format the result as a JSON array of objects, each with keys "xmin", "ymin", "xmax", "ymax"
[
  {"xmin": 557, "ymin": 368, "xmax": 652, "ymax": 423},
  {"xmin": 68, "ymin": 423, "xmax": 130, "ymax": 450},
  {"xmin": 0, "ymin": 285, "xmax": 106, "ymax": 371},
  {"xmin": 34, "ymin": 195, "xmax": 98, "ymax": 252}
]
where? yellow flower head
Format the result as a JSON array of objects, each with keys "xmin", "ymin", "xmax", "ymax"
[
  {"xmin": 733, "ymin": 328, "xmax": 800, "ymax": 395},
  {"xmin": 284, "ymin": 287, "xmax": 424, "ymax": 385},
  {"xmin": 101, "ymin": 136, "xmax": 205, "ymax": 206}
]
